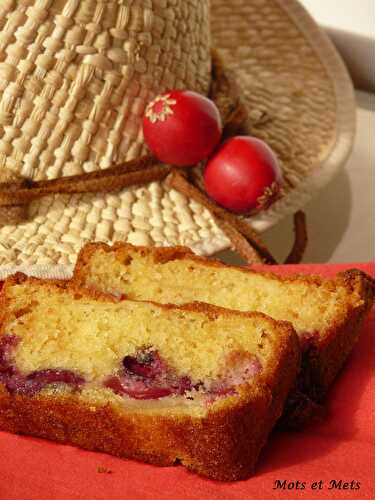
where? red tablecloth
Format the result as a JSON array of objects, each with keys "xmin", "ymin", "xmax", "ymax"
[{"xmin": 1, "ymin": 263, "xmax": 374, "ymax": 499}]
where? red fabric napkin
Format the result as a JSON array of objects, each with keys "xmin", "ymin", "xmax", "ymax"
[{"xmin": 1, "ymin": 263, "xmax": 374, "ymax": 500}]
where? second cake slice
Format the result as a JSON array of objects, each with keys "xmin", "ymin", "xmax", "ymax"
[{"xmin": 74, "ymin": 243, "xmax": 375, "ymax": 427}]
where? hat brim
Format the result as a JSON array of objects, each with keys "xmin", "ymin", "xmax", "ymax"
[{"xmin": 0, "ymin": 0, "xmax": 356, "ymax": 266}]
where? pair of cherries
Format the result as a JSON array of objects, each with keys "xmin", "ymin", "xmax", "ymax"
[{"xmin": 143, "ymin": 90, "xmax": 282, "ymax": 214}]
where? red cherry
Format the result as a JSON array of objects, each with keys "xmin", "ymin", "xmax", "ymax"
[
  {"xmin": 143, "ymin": 90, "xmax": 222, "ymax": 166},
  {"xmin": 204, "ymin": 136, "xmax": 282, "ymax": 213},
  {"xmin": 104, "ymin": 375, "xmax": 174, "ymax": 400}
]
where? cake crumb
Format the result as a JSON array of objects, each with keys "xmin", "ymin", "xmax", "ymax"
[{"xmin": 97, "ymin": 466, "xmax": 113, "ymax": 474}]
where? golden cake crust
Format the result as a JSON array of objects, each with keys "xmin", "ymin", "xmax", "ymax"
[
  {"xmin": 0, "ymin": 384, "xmax": 276, "ymax": 481},
  {"xmin": 0, "ymin": 273, "xmax": 300, "ymax": 481},
  {"xmin": 0, "ymin": 368, "xmax": 291, "ymax": 482}
]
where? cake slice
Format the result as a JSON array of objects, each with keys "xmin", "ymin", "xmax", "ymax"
[
  {"xmin": 0, "ymin": 273, "xmax": 300, "ymax": 481},
  {"xmin": 74, "ymin": 243, "xmax": 375, "ymax": 427}
]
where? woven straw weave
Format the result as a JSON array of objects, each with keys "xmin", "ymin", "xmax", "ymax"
[
  {"xmin": 0, "ymin": 0, "xmax": 211, "ymax": 182},
  {"xmin": 0, "ymin": 0, "xmax": 355, "ymax": 266}
]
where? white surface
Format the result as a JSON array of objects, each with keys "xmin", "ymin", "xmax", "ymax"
[
  {"xmin": 217, "ymin": 91, "xmax": 375, "ymax": 265},
  {"xmin": 300, "ymin": 0, "xmax": 375, "ymax": 91},
  {"xmin": 301, "ymin": 0, "xmax": 375, "ymax": 37}
]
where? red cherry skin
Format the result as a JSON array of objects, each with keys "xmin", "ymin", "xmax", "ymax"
[
  {"xmin": 143, "ymin": 90, "xmax": 222, "ymax": 166},
  {"xmin": 104, "ymin": 376, "xmax": 174, "ymax": 400},
  {"xmin": 204, "ymin": 136, "xmax": 282, "ymax": 213}
]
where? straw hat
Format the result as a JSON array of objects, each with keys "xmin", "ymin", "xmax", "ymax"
[{"xmin": 0, "ymin": 0, "xmax": 355, "ymax": 267}]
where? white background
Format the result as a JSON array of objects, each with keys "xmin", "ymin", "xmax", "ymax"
[
  {"xmin": 301, "ymin": 0, "xmax": 375, "ymax": 37},
  {"xmin": 301, "ymin": 0, "xmax": 375, "ymax": 92}
]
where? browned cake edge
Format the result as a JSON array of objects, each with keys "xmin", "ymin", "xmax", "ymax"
[
  {"xmin": 302, "ymin": 269, "xmax": 375, "ymax": 398},
  {"xmin": 74, "ymin": 242, "xmax": 375, "ymax": 428},
  {"xmin": 0, "ymin": 273, "xmax": 300, "ymax": 481},
  {"xmin": 280, "ymin": 269, "xmax": 374, "ymax": 429},
  {"xmin": 75, "ymin": 241, "xmax": 329, "ymax": 286}
]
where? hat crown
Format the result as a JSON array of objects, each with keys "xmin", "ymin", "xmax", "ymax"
[{"xmin": 0, "ymin": 0, "xmax": 211, "ymax": 182}]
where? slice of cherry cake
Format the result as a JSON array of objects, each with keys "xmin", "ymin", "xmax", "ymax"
[{"xmin": 0, "ymin": 273, "xmax": 299, "ymax": 481}]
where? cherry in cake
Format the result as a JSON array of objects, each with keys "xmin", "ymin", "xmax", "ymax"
[
  {"xmin": 1, "ymin": 334, "xmax": 263, "ymax": 403},
  {"xmin": 0, "ymin": 334, "xmax": 85, "ymax": 395},
  {"xmin": 104, "ymin": 348, "xmax": 263, "ymax": 401}
]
